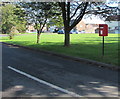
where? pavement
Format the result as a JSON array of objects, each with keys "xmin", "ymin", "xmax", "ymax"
[
  {"xmin": 0, "ymin": 34, "xmax": 7, "ymax": 37},
  {"xmin": 1, "ymin": 43, "xmax": 120, "ymax": 98}
]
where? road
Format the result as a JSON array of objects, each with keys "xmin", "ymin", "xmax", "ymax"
[{"xmin": 2, "ymin": 43, "xmax": 119, "ymax": 98}]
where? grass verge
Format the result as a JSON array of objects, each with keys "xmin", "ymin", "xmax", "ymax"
[{"xmin": 1, "ymin": 33, "xmax": 119, "ymax": 66}]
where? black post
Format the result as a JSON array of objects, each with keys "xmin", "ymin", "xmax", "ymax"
[{"xmin": 102, "ymin": 36, "xmax": 104, "ymax": 56}]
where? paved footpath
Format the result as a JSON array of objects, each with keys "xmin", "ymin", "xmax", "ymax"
[{"xmin": 2, "ymin": 44, "xmax": 119, "ymax": 98}]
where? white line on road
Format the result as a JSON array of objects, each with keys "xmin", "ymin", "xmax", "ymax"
[{"xmin": 8, "ymin": 66, "xmax": 82, "ymax": 97}]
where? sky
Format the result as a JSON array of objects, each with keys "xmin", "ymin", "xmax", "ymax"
[
  {"xmin": 106, "ymin": 0, "xmax": 119, "ymax": 7},
  {"xmin": 83, "ymin": 15, "xmax": 105, "ymax": 24}
]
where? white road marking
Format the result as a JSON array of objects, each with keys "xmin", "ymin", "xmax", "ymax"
[{"xmin": 8, "ymin": 66, "xmax": 82, "ymax": 97}]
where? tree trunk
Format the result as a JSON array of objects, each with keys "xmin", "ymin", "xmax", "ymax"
[
  {"xmin": 9, "ymin": 35, "xmax": 13, "ymax": 39},
  {"xmin": 9, "ymin": 33, "xmax": 13, "ymax": 39},
  {"xmin": 37, "ymin": 30, "xmax": 41, "ymax": 43},
  {"xmin": 36, "ymin": 18, "xmax": 47, "ymax": 44},
  {"xmin": 64, "ymin": 28, "xmax": 70, "ymax": 47},
  {"xmin": 59, "ymin": 2, "xmax": 71, "ymax": 47}
]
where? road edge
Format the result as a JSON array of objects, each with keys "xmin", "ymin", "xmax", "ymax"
[{"xmin": 1, "ymin": 42, "xmax": 120, "ymax": 71}]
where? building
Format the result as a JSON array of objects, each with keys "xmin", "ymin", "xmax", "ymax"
[
  {"xmin": 76, "ymin": 15, "xmax": 103, "ymax": 33},
  {"xmin": 26, "ymin": 25, "xmax": 36, "ymax": 33},
  {"xmin": 76, "ymin": 15, "xmax": 120, "ymax": 34}
]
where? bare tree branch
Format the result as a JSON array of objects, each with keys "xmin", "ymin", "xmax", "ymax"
[{"xmin": 70, "ymin": 2, "xmax": 88, "ymax": 30}]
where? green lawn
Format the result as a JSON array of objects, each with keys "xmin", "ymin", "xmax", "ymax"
[{"xmin": 1, "ymin": 33, "xmax": 119, "ymax": 66}]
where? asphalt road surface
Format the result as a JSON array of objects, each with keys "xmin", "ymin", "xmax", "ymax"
[{"xmin": 2, "ymin": 43, "xmax": 119, "ymax": 98}]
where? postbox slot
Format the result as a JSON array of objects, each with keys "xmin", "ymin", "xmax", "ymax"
[
  {"xmin": 100, "ymin": 27, "xmax": 104, "ymax": 29},
  {"xmin": 100, "ymin": 30, "xmax": 103, "ymax": 35}
]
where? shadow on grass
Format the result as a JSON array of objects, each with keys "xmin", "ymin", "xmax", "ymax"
[
  {"xmin": 83, "ymin": 37, "xmax": 119, "ymax": 42},
  {"xmin": 86, "ymin": 40, "xmax": 119, "ymax": 41}
]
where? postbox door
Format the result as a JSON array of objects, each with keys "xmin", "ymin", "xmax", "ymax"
[{"xmin": 99, "ymin": 24, "xmax": 108, "ymax": 36}]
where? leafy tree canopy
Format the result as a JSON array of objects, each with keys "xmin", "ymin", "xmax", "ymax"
[{"xmin": 1, "ymin": 3, "xmax": 27, "ymax": 34}]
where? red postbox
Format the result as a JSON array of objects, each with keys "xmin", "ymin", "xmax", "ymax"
[{"xmin": 99, "ymin": 24, "xmax": 108, "ymax": 36}]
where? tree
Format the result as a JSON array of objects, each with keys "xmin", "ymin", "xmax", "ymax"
[
  {"xmin": 58, "ymin": 1, "xmax": 119, "ymax": 46},
  {"xmin": 59, "ymin": 2, "xmax": 88, "ymax": 46},
  {"xmin": 1, "ymin": 3, "xmax": 27, "ymax": 39},
  {"xmin": 1, "ymin": 4, "xmax": 16, "ymax": 35},
  {"xmin": 20, "ymin": 2, "xmax": 60, "ymax": 43}
]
